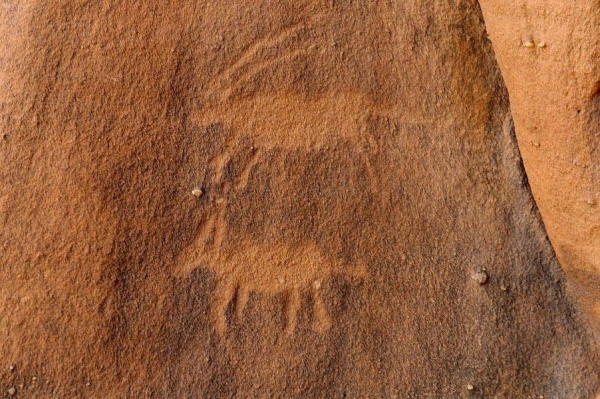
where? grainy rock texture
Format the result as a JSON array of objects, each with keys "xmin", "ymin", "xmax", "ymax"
[
  {"xmin": 0, "ymin": 1, "xmax": 598, "ymax": 398},
  {"xmin": 479, "ymin": 0, "xmax": 600, "ymax": 350}
]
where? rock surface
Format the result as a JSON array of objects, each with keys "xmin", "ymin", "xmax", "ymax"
[
  {"xmin": 0, "ymin": 1, "xmax": 598, "ymax": 397},
  {"xmin": 479, "ymin": 0, "xmax": 600, "ymax": 351}
]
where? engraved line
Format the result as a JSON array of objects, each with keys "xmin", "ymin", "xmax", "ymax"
[
  {"xmin": 236, "ymin": 149, "xmax": 261, "ymax": 190},
  {"xmin": 212, "ymin": 198, "xmax": 228, "ymax": 262},
  {"xmin": 216, "ymin": 46, "xmax": 316, "ymax": 102},
  {"xmin": 213, "ymin": 280, "xmax": 234, "ymax": 335},
  {"xmin": 285, "ymin": 288, "xmax": 301, "ymax": 335},
  {"xmin": 212, "ymin": 21, "xmax": 305, "ymax": 86},
  {"xmin": 312, "ymin": 289, "xmax": 331, "ymax": 333},
  {"xmin": 235, "ymin": 284, "xmax": 249, "ymax": 320}
]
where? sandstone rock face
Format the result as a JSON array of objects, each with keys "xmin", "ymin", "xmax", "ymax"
[
  {"xmin": 479, "ymin": 0, "xmax": 600, "ymax": 350},
  {"xmin": 0, "ymin": 1, "xmax": 598, "ymax": 398}
]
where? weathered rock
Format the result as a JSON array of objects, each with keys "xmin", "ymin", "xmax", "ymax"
[
  {"xmin": 0, "ymin": 1, "xmax": 598, "ymax": 397},
  {"xmin": 480, "ymin": 0, "xmax": 600, "ymax": 353}
]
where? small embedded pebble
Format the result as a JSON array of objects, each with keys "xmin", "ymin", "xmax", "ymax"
[
  {"xmin": 473, "ymin": 270, "xmax": 489, "ymax": 285},
  {"xmin": 9, "ymin": 365, "xmax": 14, "ymax": 371},
  {"xmin": 523, "ymin": 38, "xmax": 535, "ymax": 48},
  {"xmin": 7, "ymin": 387, "xmax": 16, "ymax": 396},
  {"xmin": 191, "ymin": 187, "xmax": 203, "ymax": 197},
  {"xmin": 467, "ymin": 384, "xmax": 474, "ymax": 391},
  {"xmin": 500, "ymin": 283, "xmax": 508, "ymax": 291},
  {"xmin": 537, "ymin": 41, "xmax": 546, "ymax": 48}
]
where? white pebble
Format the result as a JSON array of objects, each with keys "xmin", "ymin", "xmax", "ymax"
[{"xmin": 473, "ymin": 270, "xmax": 489, "ymax": 285}]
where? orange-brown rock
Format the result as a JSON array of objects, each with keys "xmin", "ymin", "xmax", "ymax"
[
  {"xmin": 479, "ymin": 0, "xmax": 600, "ymax": 351},
  {"xmin": 1, "ymin": 1, "xmax": 598, "ymax": 397}
]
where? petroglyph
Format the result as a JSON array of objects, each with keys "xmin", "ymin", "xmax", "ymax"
[
  {"xmin": 177, "ymin": 122, "xmax": 369, "ymax": 334},
  {"xmin": 177, "ymin": 5, "xmax": 470, "ymax": 330},
  {"xmin": 178, "ymin": 235, "xmax": 365, "ymax": 335},
  {"xmin": 195, "ymin": 92, "xmax": 382, "ymax": 151},
  {"xmin": 176, "ymin": 96, "xmax": 382, "ymax": 335},
  {"xmin": 179, "ymin": 23, "xmax": 399, "ymax": 335},
  {"xmin": 207, "ymin": 19, "xmax": 323, "ymax": 104}
]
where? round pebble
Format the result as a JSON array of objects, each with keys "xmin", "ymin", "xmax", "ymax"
[{"xmin": 473, "ymin": 270, "xmax": 489, "ymax": 285}]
